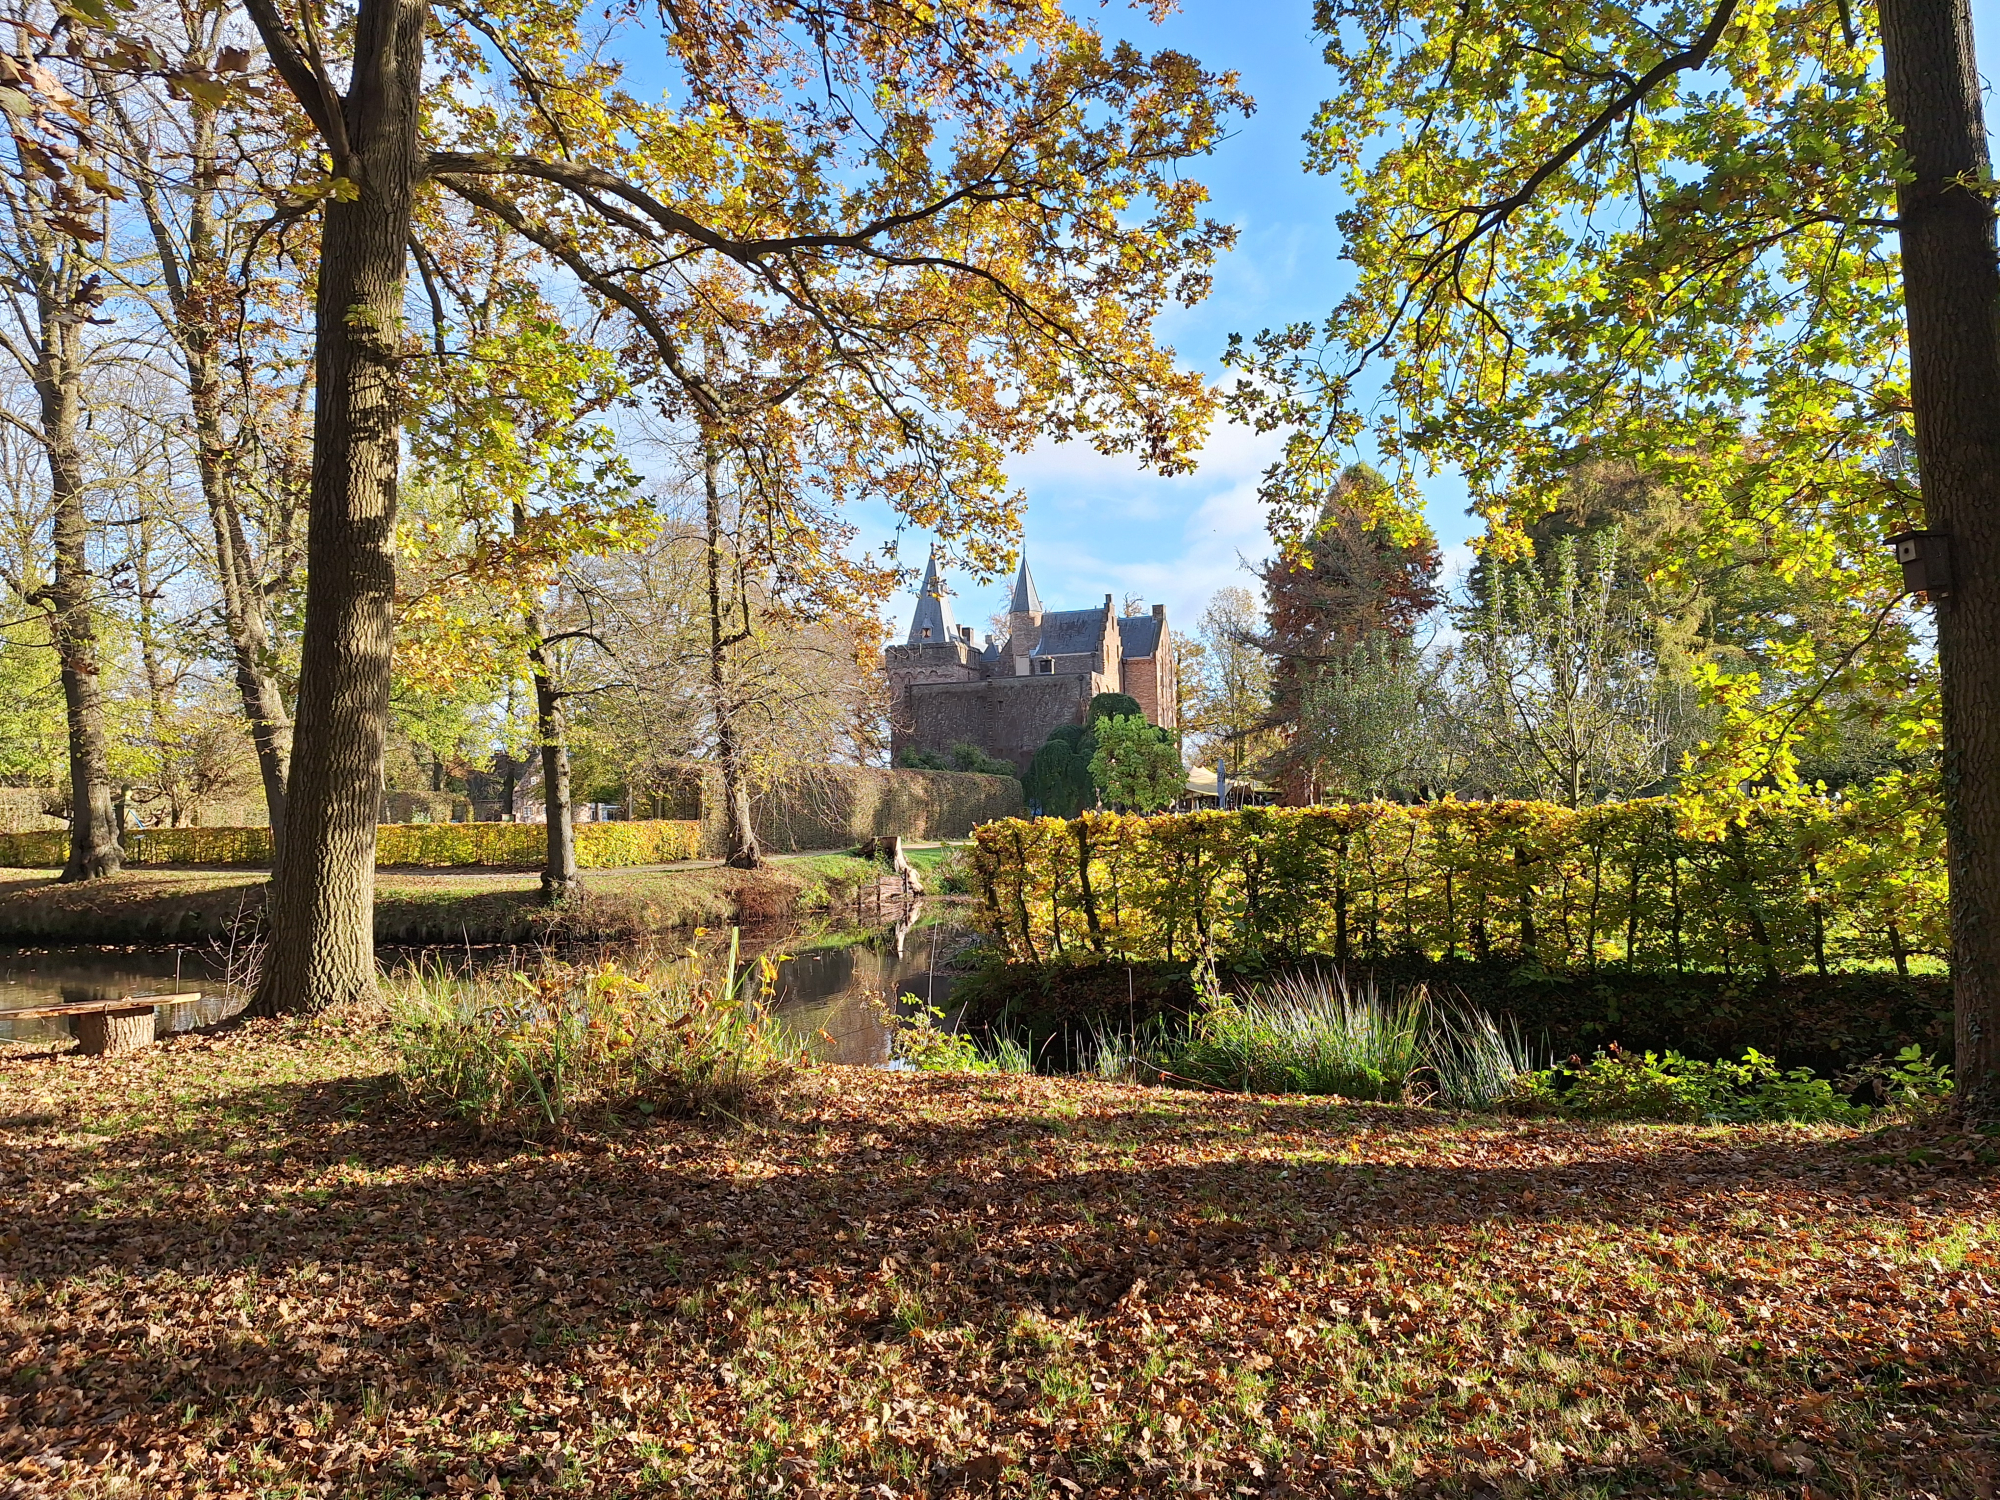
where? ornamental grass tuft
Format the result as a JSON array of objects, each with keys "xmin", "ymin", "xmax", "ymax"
[{"xmin": 1166, "ymin": 968, "xmax": 1429, "ymax": 1100}]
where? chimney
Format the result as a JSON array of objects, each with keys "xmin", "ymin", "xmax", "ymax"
[
  {"xmin": 1104, "ymin": 593, "xmax": 1114, "ymax": 610},
  {"xmin": 1152, "ymin": 603, "xmax": 1165, "ymax": 619},
  {"xmin": 960, "ymin": 625, "xmax": 972, "ymax": 643}
]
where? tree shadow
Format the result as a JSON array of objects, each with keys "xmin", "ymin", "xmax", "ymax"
[{"xmin": 2, "ymin": 1067, "xmax": 1988, "ymax": 1496}]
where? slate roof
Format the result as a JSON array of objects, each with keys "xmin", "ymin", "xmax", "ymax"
[
  {"xmin": 1009, "ymin": 557, "xmax": 1041, "ymax": 614},
  {"xmin": 1030, "ymin": 608, "xmax": 1108, "ymax": 658},
  {"xmin": 1117, "ymin": 614, "xmax": 1163, "ymax": 659},
  {"xmin": 905, "ymin": 551, "xmax": 957, "ymax": 644}
]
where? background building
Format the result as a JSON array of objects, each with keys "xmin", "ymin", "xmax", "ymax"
[{"xmin": 884, "ymin": 553, "xmax": 1176, "ymax": 770}]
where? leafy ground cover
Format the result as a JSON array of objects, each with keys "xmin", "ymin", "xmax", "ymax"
[
  {"xmin": 2, "ymin": 1016, "xmax": 1996, "ymax": 1499},
  {"xmin": 0, "ymin": 854, "xmax": 886, "ymax": 945}
]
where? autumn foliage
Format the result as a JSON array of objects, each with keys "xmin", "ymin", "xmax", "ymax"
[
  {"xmin": 972, "ymin": 797, "xmax": 1945, "ymax": 976},
  {"xmin": 0, "ymin": 820, "xmax": 701, "ymax": 871}
]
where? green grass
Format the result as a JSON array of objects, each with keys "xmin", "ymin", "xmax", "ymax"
[{"xmin": 389, "ymin": 951, "xmax": 804, "ymax": 1134}]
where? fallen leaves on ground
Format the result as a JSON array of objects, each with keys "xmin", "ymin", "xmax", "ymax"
[{"xmin": 1, "ymin": 1013, "xmax": 1996, "ymax": 1498}]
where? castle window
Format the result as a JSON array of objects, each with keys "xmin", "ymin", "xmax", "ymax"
[
  {"xmin": 1035, "ymin": 658, "xmax": 1054, "ymax": 674},
  {"xmin": 921, "ymin": 627, "xmax": 932, "ymax": 639}
]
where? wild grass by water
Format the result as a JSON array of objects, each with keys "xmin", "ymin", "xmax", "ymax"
[{"xmin": 390, "ymin": 941, "xmax": 804, "ymax": 1135}]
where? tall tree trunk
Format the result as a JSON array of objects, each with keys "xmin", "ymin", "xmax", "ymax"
[
  {"xmin": 703, "ymin": 439, "xmax": 762, "ymax": 868},
  {"xmin": 36, "ymin": 278, "xmax": 121, "ymax": 882},
  {"xmin": 135, "ymin": 503, "xmax": 171, "ymax": 824},
  {"xmin": 249, "ymin": 0, "xmax": 426, "ymax": 1015},
  {"xmin": 525, "ymin": 604, "xmax": 580, "ymax": 903},
  {"xmin": 116, "ymin": 43, "xmax": 295, "ymax": 859},
  {"xmin": 1879, "ymin": 0, "xmax": 2000, "ymax": 1118},
  {"xmin": 191, "ymin": 351, "xmax": 293, "ymax": 856}
]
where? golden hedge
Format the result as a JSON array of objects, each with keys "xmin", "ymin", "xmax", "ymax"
[
  {"xmin": 0, "ymin": 820, "xmax": 701, "ymax": 871},
  {"xmin": 971, "ymin": 795, "xmax": 1946, "ymax": 978}
]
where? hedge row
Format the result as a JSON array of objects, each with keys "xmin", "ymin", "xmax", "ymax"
[
  {"xmin": 970, "ymin": 797, "xmax": 1945, "ymax": 978},
  {"xmin": 0, "ymin": 819, "xmax": 702, "ymax": 870}
]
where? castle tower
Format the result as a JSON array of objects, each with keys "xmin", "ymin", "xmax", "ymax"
[
  {"xmin": 906, "ymin": 547, "xmax": 957, "ymax": 644},
  {"xmin": 1007, "ymin": 554, "xmax": 1042, "ymax": 672}
]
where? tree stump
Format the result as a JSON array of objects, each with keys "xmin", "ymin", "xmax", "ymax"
[{"xmin": 74, "ymin": 1007, "xmax": 156, "ymax": 1056}]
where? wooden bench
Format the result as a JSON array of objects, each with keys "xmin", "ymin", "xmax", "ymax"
[{"xmin": 3, "ymin": 994, "xmax": 203, "ymax": 1056}]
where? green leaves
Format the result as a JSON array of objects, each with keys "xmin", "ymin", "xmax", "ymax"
[
  {"xmin": 1229, "ymin": 0, "xmax": 1922, "ymax": 796},
  {"xmin": 1087, "ymin": 714, "xmax": 1183, "ymax": 814}
]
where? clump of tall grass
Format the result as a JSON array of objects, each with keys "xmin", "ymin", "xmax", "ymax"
[
  {"xmin": 1165, "ymin": 968, "xmax": 1428, "ymax": 1099},
  {"xmin": 391, "ymin": 938, "xmax": 800, "ymax": 1135},
  {"xmin": 1427, "ymin": 999, "xmax": 1544, "ymax": 1109}
]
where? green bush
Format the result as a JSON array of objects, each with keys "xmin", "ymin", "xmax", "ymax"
[
  {"xmin": 1022, "ymin": 733, "xmax": 1096, "ymax": 818},
  {"xmin": 1516, "ymin": 1045, "xmax": 1870, "ymax": 1124},
  {"xmin": 1167, "ymin": 970, "xmax": 1427, "ymax": 1099},
  {"xmin": 874, "ymin": 996, "xmax": 1032, "ymax": 1073},
  {"xmin": 1088, "ymin": 714, "xmax": 1183, "ymax": 813},
  {"xmin": 1088, "ymin": 692, "xmax": 1143, "ymax": 724},
  {"xmin": 390, "ymin": 947, "xmax": 799, "ymax": 1135}
]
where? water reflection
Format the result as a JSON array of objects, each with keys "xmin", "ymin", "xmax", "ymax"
[{"xmin": 0, "ymin": 948, "xmax": 245, "ymax": 1046}]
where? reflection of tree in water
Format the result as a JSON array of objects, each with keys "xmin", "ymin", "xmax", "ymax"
[{"xmin": 768, "ymin": 913, "xmax": 962, "ymax": 1068}]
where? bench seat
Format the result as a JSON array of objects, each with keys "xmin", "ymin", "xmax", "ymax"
[{"xmin": 3, "ymin": 994, "xmax": 203, "ymax": 1055}]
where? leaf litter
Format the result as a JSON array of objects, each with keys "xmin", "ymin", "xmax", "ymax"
[{"xmin": 1, "ymin": 1011, "xmax": 1996, "ymax": 1498}]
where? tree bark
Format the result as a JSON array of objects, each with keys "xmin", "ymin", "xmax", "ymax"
[
  {"xmin": 1879, "ymin": 0, "xmax": 2000, "ymax": 1117},
  {"xmin": 703, "ymin": 438, "xmax": 762, "ymax": 869},
  {"xmin": 526, "ymin": 607, "xmax": 581, "ymax": 904},
  {"xmin": 249, "ymin": 0, "xmax": 427, "ymax": 1015},
  {"xmin": 135, "ymin": 67, "xmax": 295, "ymax": 858},
  {"xmin": 35, "ymin": 263, "xmax": 121, "ymax": 882}
]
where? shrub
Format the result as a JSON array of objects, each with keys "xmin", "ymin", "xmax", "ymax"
[
  {"xmin": 390, "ymin": 947, "xmax": 798, "ymax": 1135},
  {"xmin": 1023, "ymin": 735, "xmax": 1096, "ymax": 818},
  {"xmin": 1088, "ymin": 715, "xmax": 1183, "ymax": 813},
  {"xmin": 948, "ymin": 742, "xmax": 1020, "ymax": 778},
  {"xmin": 875, "ymin": 996, "xmax": 1034, "ymax": 1073},
  {"xmin": 1517, "ymin": 1045, "xmax": 1870, "ymax": 1124},
  {"xmin": 0, "ymin": 819, "xmax": 702, "ymax": 870},
  {"xmin": 972, "ymin": 798, "xmax": 1946, "ymax": 978}
]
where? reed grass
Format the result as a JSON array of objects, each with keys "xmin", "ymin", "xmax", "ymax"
[{"xmin": 1165, "ymin": 968, "xmax": 1428, "ymax": 1099}]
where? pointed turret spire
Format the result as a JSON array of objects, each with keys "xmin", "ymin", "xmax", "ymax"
[
  {"xmin": 1009, "ymin": 553, "xmax": 1041, "ymax": 616},
  {"xmin": 906, "ymin": 547, "xmax": 957, "ymax": 645}
]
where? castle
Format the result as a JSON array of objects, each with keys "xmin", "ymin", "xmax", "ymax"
[{"xmin": 884, "ymin": 552, "xmax": 1177, "ymax": 771}]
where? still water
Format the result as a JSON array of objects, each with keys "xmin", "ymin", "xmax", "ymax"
[{"xmin": 0, "ymin": 919, "xmax": 960, "ymax": 1060}]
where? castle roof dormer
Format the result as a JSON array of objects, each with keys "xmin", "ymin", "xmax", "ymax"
[{"xmin": 906, "ymin": 549, "xmax": 957, "ymax": 644}]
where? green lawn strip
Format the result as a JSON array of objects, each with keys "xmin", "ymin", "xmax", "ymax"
[{"xmin": 2, "ymin": 1017, "xmax": 1992, "ymax": 1498}]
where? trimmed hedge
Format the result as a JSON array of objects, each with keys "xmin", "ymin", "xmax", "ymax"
[
  {"xmin": 652, "ymin": 763, "xmax": 1023, "ymax": 855},
  {"xmin": 971, "ymin": 797, "xmax": 1945, "ymax": 978},
  {"xmin": 0, "ymin": 819, "xmax": 702, "ymax": 870}
]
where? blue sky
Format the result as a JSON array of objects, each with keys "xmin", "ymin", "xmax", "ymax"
[
  {"xmin": 892, "ymin": 0, "xmax": 2000, "ymax": 644},
  {"xmin": 891, "ymin": 0, "xmax": 1365, "ymax": 642}
]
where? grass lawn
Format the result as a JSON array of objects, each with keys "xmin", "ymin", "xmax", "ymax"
[
  {"xmin": 2, "ymin": 1014, "xmax": 1995, "ymax": 1499},
  {"xmin": 0, "ymin": 853, "xmax": 886, "ymax": 945}
]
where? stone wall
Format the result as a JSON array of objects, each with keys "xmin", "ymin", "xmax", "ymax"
[
  {"xmin": 904, "ymin": 674, "xmax": 1093, "ymax": 770},
  {"xmin": 645, "ymin": 762, "xmax": 1023, "ymax": 854}
]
